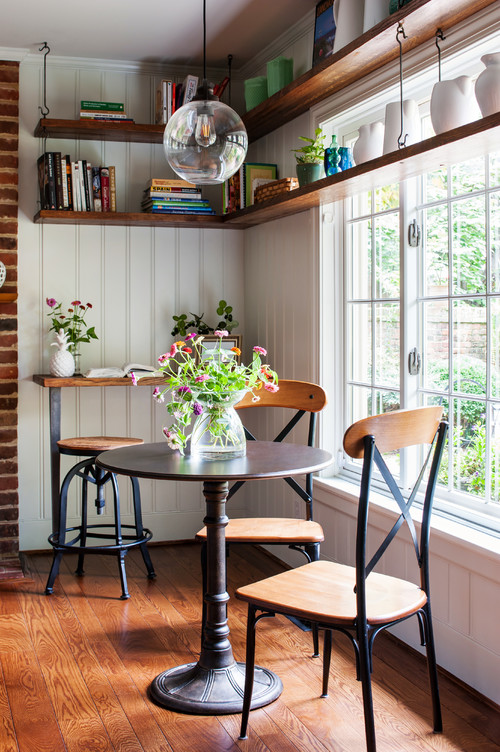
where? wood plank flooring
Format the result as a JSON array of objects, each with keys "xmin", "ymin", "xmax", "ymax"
[{"xmin": 0, "ymin": 543, "xmax": 498, "ymax": 752}]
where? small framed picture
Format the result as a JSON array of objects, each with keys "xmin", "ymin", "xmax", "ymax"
[
  {"xmin": 198, "ymin": 334, "xmax": 242, "ymax": 363},
  {"xmin": 312, "ymin": 0, "xmax": 336, "ymax": 68}
]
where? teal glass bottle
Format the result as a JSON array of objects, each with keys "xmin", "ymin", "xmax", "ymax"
[{"xmin": 324, "ymin": 134, "xmax": 342, "ymax": 176}]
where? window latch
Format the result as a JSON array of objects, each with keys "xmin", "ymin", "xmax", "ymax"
[
  {"xmin": 408, "ymin": 347, "xmax": 421, "ymax": 375},
  {"xmin": 408, "ymin": 219, "xmax": 421, "ymax": 247}
]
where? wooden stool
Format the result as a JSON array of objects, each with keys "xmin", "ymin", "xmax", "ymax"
[{"xmin": 45, "ymin": 436, "xmax": 156, "ymax": 599}]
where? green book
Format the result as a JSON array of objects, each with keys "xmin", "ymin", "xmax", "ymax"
[{"xmin": 80, "ymin": 100, "xmax": 124, "ymax": 112}]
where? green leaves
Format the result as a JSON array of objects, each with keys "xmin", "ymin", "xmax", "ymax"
[{"xmin": 171, "ymin": 299, "xmax": 239, "ymax": 337}]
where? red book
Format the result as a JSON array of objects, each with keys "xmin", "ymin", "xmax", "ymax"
[{"xmin": 100, "ymin": 167, "xmax": 110, "ymax": 212}]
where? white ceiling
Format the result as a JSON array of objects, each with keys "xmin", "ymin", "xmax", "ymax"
[{"xmin": 2, "ymin": 0, "xmax": 318, "ymax": 68}]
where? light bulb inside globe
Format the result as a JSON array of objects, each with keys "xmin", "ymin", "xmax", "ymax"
[{"xmin": 195, "ymin": 109, "xmax": 217, "ymax": 147}]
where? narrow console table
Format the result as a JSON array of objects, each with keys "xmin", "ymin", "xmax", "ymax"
[{"xmin": 32, "ymin": 374, "xmax": 163, "ymax": 531}]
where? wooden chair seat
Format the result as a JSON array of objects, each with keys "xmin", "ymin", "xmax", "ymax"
[
  {"xmin": 57, "ymin": 436, "xmax": 144, "ymax": 454},
  {"xmin": 236, "ymin": 559, "xmax": 427, "ymax": 626},
  {"xmin": 196, "ymin": 518, "xmax": 324, "ymax": 544}
]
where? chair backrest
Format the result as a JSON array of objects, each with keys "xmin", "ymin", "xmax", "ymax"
[
  {"xmin": 343, "ymin": 406, "xmax": 447, "ymax": 611},
  {"xmin": 229, "ymin": 380, "xmax": 328, "ymax": 517}
]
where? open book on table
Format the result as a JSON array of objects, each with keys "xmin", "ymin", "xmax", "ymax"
[{"xmin": 83, "ymin": 363, "xmax": 159, "ymax": 378}]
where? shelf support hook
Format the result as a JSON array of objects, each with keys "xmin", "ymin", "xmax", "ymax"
[
  {"xmin": 396, "ymin": 22, "xmax": 408, "ymax": 149},
  {"xmin": 38, "ymin": 42, "xmax": 50, "ymax": 117},
  {"xmin": 435, "ymin": 28, "xmax": 446, "ymax": 82}
]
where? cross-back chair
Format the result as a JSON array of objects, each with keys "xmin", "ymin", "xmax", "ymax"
[
  {"xmin": 236, "ymin": 405, "xmax": 447, "ymax": 752},
  {"xmin": 195, "ymin": 379, "xmax": 327, "ymax": 653}
]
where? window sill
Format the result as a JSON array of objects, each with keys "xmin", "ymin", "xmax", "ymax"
[{"xmin": 315, "ymin": 475, "xmax": 500, "ymax": 561}]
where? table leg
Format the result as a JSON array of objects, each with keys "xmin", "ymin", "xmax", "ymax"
[
  {"xmin": 149, "ymin": 479, "xmax": 282, "ymax": 714},
  {"xmin": 49, "ymin": 387, "xmax": 61, "ymax": 534}
]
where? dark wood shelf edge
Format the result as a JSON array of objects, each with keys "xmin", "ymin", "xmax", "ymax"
[
  {"xmin": 242, "ymin": 0, "xmax": 497, "ymax": 142},
  {"xmin": 32, "ymin": 210, "xmax": 236, "ymax": 229},
  {"xmin": 223, "ymin": 113, "xmax": 500, "ymax": 228},
  {"xmin": 33, "ymin": 374, "xmax": 164, "ymax": 388},
  {"xmin": 35, "ymin": 118, "xmax": 165, "ymax": 144},
  {"xmin": 0, "ymin": 292, "xmax": 17, "ymax": 302}
]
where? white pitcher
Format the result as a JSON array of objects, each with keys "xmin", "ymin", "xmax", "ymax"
[
  {"xmin": 383, "ymin": 99, "xmax": 420, "ymax": 155},
  {"xmin": 430, "ymin": 76, "xmax": 476, "ymax": 134},
  {"xmin": 333, "ymin": 0, "xmax": 365, "ymax": 53},
  {"xmin": 352, "ymin": 122, "xmax": 385, "ymax": 165},
  {"xmin": 475, "ymin": 53, "xmax": 500, "ymax": 117}
]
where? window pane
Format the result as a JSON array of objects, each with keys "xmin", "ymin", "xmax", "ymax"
[
  {"xmin": 451, "ymin": 157, "xmax": 485, "ymax": 196},
  {"xmin": 374, "ymin": 302, "xmax": 399, "ymax": 387},
  {"xmin": 423, "ymin": 204, "xmax": 449, "ymax": 294},
  {"xmin": 424, "ymin": 167, "xmax": 448, "ymax": 203},
  {"xmin": 375, "ymin": 212, "xmax": 399, "ymax": 298},
  {"xmin": 374, "ymin": 184, "xmax": 399, "ymax": 213},
  {"xmin": 348, "ymin": 303, "xmax": 372, "ymax": 382},
  {"xmin": 453, "ymin": 298, "xmax": 487, "ymax": 396},
  {"xmin": 422, "ymin": 299, "xmax": 449, "ymax": 391},
  {"xmin": 452, "ymin": 196, "xmax": 486, "ymax": 295},
  {"xmin": 489, "ymin": 151, "xmax": 500, "ymax": 188},
  {"xmin": 490, "ymin": 190, "xmax": 500, "ymax": 293},
  {"xmin": 349, "ymin": 190, "xmax": 371, "ymax": 219},
  {"xmin": 348, "ymin": 219, "xmax": 371, "ymax": 299},
  {"xmin": 490, "ymin": 297, "xmax": 500, "ymax": 399}
]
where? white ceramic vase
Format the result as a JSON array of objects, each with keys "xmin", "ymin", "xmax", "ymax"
[
  {"xmin": 430, "ymin": 76, "xmax": 475, "ymax": 134},
  {"xmin": 475, "ymin": 53, "xmax": 500, "ymax": 117},
  {"xmin": 333, "ymin": 0, "xmax": 365, "ymax": 53},
  {"xmin": 352, "ymin": 122, "xmax": 385, "ymax": 165},
  {"xmin": 383, "ymin": 99, "xmax": 420, "ymax": 154},
  {"xmin": 363, "ymin": 0, "xmax": 389, "ymax": 32}
]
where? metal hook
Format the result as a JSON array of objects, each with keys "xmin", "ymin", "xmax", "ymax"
[
  {"xmin": 38, "ymin": 42, "xmax": 50, "ymax": 117},
  {"xmin": 435, "ymin": 28, "xmax": 446, "ymax": 82},
  {"xmin": 396, "ymin": 22, "xmax": 408, "ymax": 149}
]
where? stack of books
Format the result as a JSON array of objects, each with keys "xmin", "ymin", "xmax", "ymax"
[
  {"xmin": 141, "ymin": 178, "xmax": 214, "ymax": 215},
  {"xmin": 79, "ymin": 100, "xmax": 134, "ymax": 123},
  {"xmin": 223, "ymin": 162, "xmax": 278, "ymax": 213},
  {"xmin": 37, "ymin": 152, "xmax": 117, "ymax": 212}
]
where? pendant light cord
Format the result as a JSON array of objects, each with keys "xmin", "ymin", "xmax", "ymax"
[{"xmin": 203, "ymin": 0, "xmax": 207, "ymax": 82}]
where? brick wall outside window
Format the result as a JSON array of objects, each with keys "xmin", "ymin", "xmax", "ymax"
[{"xmin": 0, "ymin": 61, "xmax": 19, "ymax": 573}]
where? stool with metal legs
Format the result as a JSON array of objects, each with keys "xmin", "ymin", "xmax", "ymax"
[{"xmin": 45, "ymin": 436, "xmax": 156, "ymax": 600}]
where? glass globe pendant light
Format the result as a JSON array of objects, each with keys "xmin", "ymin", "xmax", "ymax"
[{"xmin": 163, "ymin": 0, "xmax": 248, "ymax": 184}]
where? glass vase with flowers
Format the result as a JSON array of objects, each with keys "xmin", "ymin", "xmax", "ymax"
[{"xmin": 133, "ymin": 330, "xmax": 279, "ymax": 459}]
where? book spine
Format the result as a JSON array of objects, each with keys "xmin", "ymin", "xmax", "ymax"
[
  {"xmin": 183, "ymin": 75, "xmax": 198, "ymax": 105},
  {"xmin": 79, "ymin": 111, "xmax": 130, "ymax": 119},
  {"xmin": 149, "ymin": 179, "xmax": 196, "ymax": 188},
  {"xmin": 64, "ymin": 155, "xmax": 73, "ymax": 210},
  {"xmin": 46, "ymin": 152, "xmax": 57, "ymax": 210},
  {"xmin": 86, "ymin": 163, "xmax": 94, "ymax": 211},
  {"xmin": 155, "ymin": 80, "xmax": 167, "ymax": 125},
  {"xmin": 80, "ymin": 100, "xmax": 124, "ymax": 111},
  {"xmin": 71, "ymin": 162, "xmax": 81, "ymax": 211},
  {"xmin": 100, "ymin": 167, "xmax": 110, "ymax": 212},
  {"xmin": 108, "ymin": 166, "xmax": 116, "ymax": 212},
  {"xmin": 78, "ymin": 160, "xmax": 89, "ymax": 211},
  {"xmin": 59, "ymin": 155, "xmax": 69, "ymax": 209},
  {"xmin": 37, "ymin": 153, "xmax": 50, "ymax": 210},
  {"xmin": 53, "ymin": 152, "xmax": 64, "ymax": 210},
  {"xmin": 91, "ymin": 166, "xmax": 102, "ymax": 211}
]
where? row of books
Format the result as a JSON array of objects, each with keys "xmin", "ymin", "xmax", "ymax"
[
  {"xmin": 141, "ymin": 178, "xmax": 214, "ymax": 215},
  {"xmin": 154, "ymin": 73, "xmax": 230, "ymax": 125},
  {"xmin": 223, "ymin": 162, "xmax": 278, "ymax": 214},
  {"xmin": 37, "ymin": 152, "xmax": 116, "ymax": 212},
  {"xmin": 79, "ymin": 100, "xmax": 134, "ymax": 123}
]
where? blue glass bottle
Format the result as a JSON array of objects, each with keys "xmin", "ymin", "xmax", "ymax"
[
  {"xmin": 324, "ymin": 134, "xmax": 341, "ymax": 176},
  {"xmin": 338, "ymin": 146, "xmax": 354, "ymax": 172}
]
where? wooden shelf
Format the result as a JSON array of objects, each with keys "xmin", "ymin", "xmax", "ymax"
[
  {"xmin": 223, "ymin": 113, "xmax": 500, "ymax": 227},
  {"xmin": 242, "ymin": 0, "xmax": 497, "ymax": 142},
  {"xmin": 33, "ymin": 210, "xmax": 233, "ymax": 229},
  {"xmin": 33, "ymin": 374, "xmax": 163, "ymax": 388},
  {"xmin": 34, "ymin": 118, "xmax": 165, "ymax": 143},
  {"xmin": 0, "ymin": 292, "xmax": 16, "ymax": 303}
]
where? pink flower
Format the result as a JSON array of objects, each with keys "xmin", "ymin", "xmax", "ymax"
[
  {"xmin": 193, "ymin": 402, "xmax": 203, "ymax": 416},
  {"xmin": 71, "ymin": 300, "xmax": 81, "ymax": 306},
  {"xmin": 169, "ymin": 343, "xmax": 178, "ymax": 357},
  {"xmin": 264, "ymin": 382, "xmax": 279, "ymax": 393},
  {"xmin": 46, "ymin": 297, "xmax": 57, "ymax": 308},
  {"xmin": 177, "ymin": 386, "xmax": 191, "ymax": 395},
  {"xmin": 153, "ymin": 387, "xmax": 165, "ymax": 403},
  {"xmin": 214, "ymin": 330, "xmax": 228, "ymax": 337},
  {"xmin": 130, "ymin": 371, "xmax": 138, "ymax": 386},
  {"xmin": 185, "ymin": 332, "xmax": 196, "ymax": 340},
  {"xmin": 195, "ymin": 374, "xmax": 209, "ymax": 382},
  {"xmin": 253, "ymin": 346, "xmax": 267, "ymax": 356}
]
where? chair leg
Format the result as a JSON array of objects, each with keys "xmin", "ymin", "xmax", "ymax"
[
  {"xmin": 76, "ymin": 463, "xmax": 93, "ymax": 576},
  {"xmin": 200, "ymin": 540, "xmax": 207, "ymax": 651},
  {"xmin": 359, "ymin": 630, "xmax": 377, "ymax": 752},
  {"xmin": 321, "ymin": 628, "xmax": 332, "ymax": 697},
  {"xmin": 130, "ymin": 476, "xmax": 156, "ymax": 579},
  {"xmin": 239, "ymin": 604, "xmax": 258, "ymax": 740},
  {"xmin": 108, "ymin": 470, "xmax": 131, "ymax": 600},
  {"xmin": 45, "ymin": 551, "xmax": 63, "ymax": 594},
  {"xmin": 421, "ymin": 605, "xmax": 443, "ymax": 732}
]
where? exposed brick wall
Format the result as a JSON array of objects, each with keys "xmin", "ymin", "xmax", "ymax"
[{"xmin": 0, "ymin": 61, "xmax": 19, "ymax": 565}]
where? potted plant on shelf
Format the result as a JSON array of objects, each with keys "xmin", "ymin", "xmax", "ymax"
[{"xmin": 292, "ymin": 127, "xmax": 327, "ymax": 187}]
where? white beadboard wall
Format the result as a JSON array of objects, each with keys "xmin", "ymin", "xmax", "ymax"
[{"xmin": 17, "ymin": 55, "xmax": 246, "ymax": 550}]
